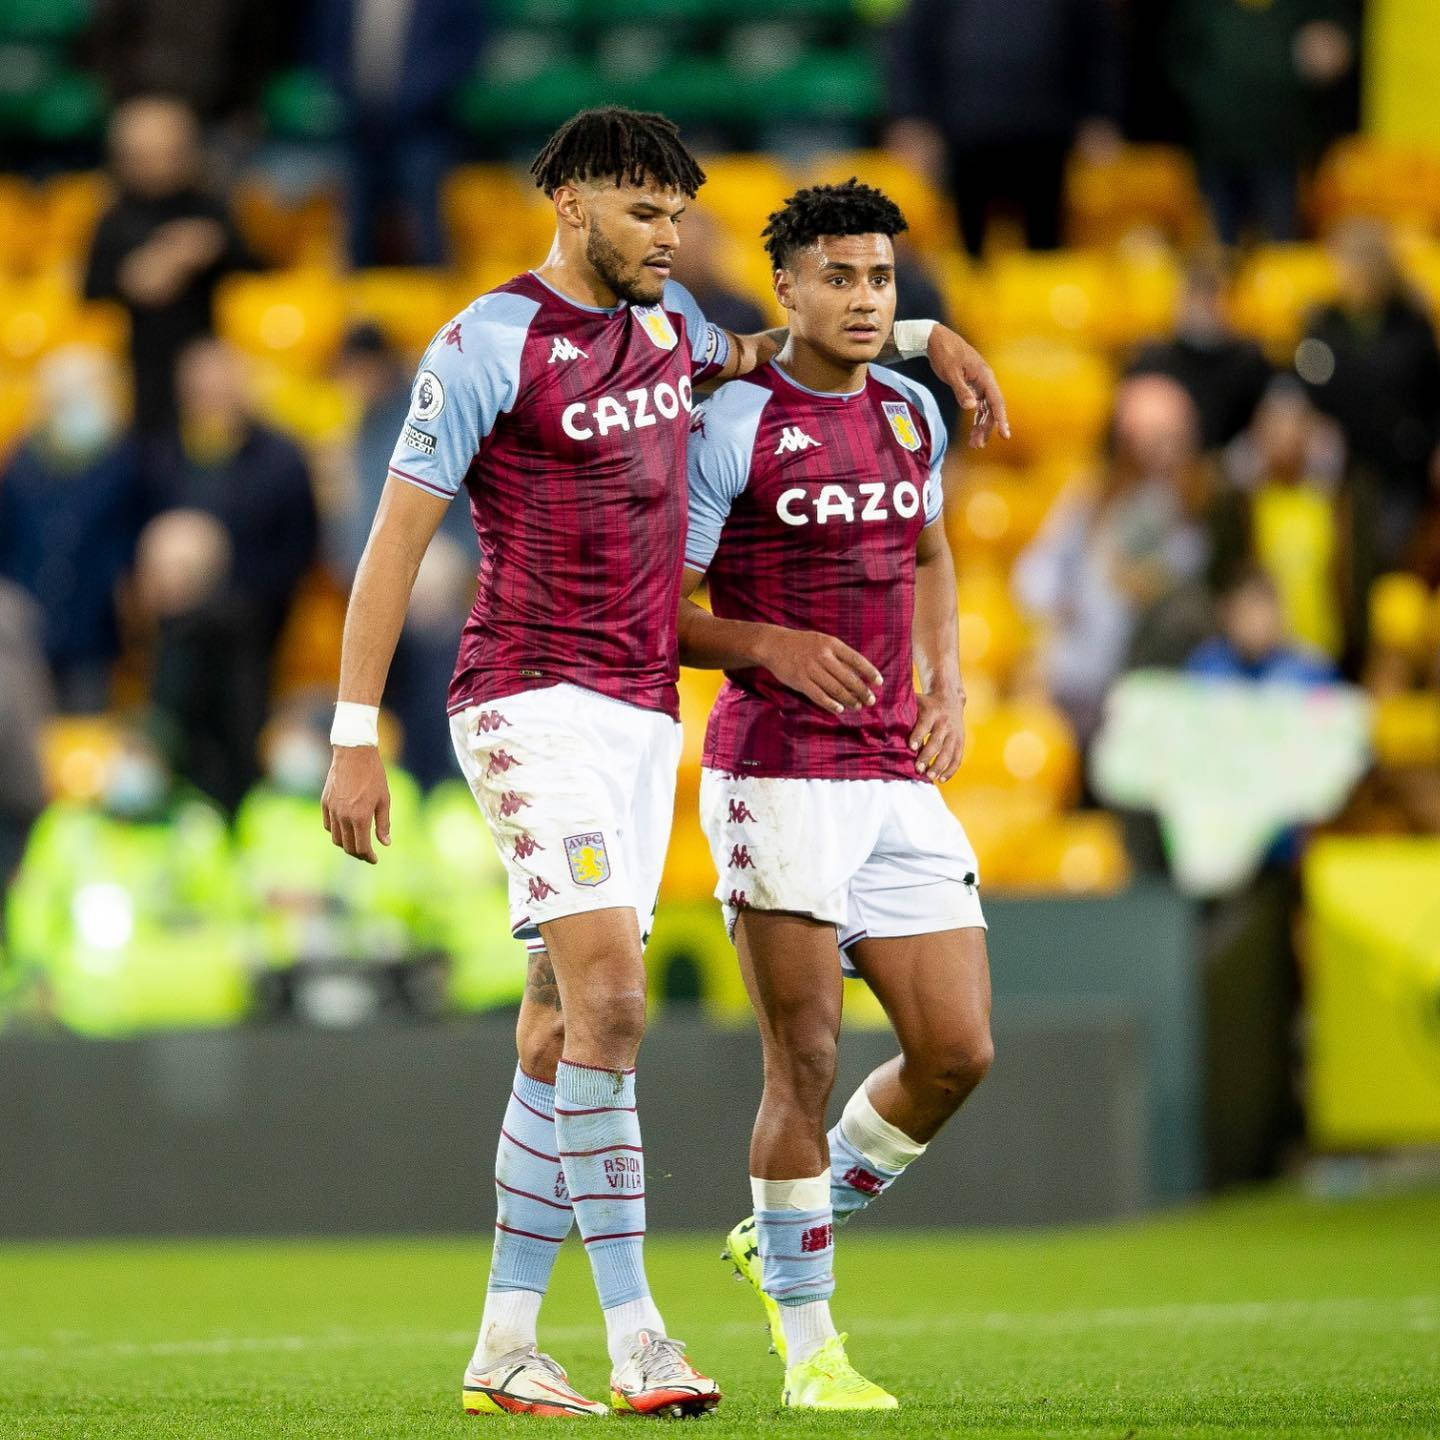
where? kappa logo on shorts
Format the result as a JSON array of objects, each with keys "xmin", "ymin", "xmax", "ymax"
[
  {"xmin": 564, "ymin": 832, "xmax": 611, "ymax": 887},
  {"xmin": 729, "ymin": 844, "xmax": 755, "ymax": 870},
  {"xmin": 528, "ymin": 877, "xmax": 557, "ymax": 902}
]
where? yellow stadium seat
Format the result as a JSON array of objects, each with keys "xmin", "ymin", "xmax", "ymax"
[
  {"xmin": 1006, "ymin": 811, "xmax": 1131, "ymax": 894},
  {"xmin": 1065, "ymin": 144, "xmax": 1204, "ymax": 249},
  {"xmin": 660, "ymin": 809, "xmax": 718, "ymax": 906},
  {"xmin": 677, "ymin": 665, "xmax": 724, "ymax": 777},
  {"xmin": 953, "ymin": 563, "xmax": 1028, "ymax": 682},
  {"xmin": 946, "ymin": 465, "xmax": 1055, "ymax": 565},
  {"xmin": 0, "ymin": 177, "xmax": 36, "ymax": 276},
  {"xmin": 1370, "ymin": 572, "xmax": 1434, "ymax": 657},
  {"xmin": 1372, "ymin": 691, "xmax": 1440, "ymax": 768},
  {"xmin": 232, "ymin": 179, "xmax": 344, "ymax": 269},
  {"xmin": 0, "ymin": 373, "xmax": 33, "ymax": 458},
  {"xmin": 39, "ymin": 171, "xmax": 111, "ymax": 267},
  {"xmin": 271, "ymin": 569, "xmax": 346, "ymax": 696},
  {"xmin": 968, "ymin": 249, "xmax": 1115, "ymax": 350},
  {"xmin": 960, "ymin": 698, "xmax": 1079, "ymax": 808},
  {"xmin": 215, "ymin": 269, "xmax": 349, "ymax": 374},
  {"xmin": 1229, "ymin": 244, "xmax": 1338, "ymax": 360},
  {"xmin": 985, "ymin": 341, "xmax": 1115, "ymax": 464},
  {"xmin": 0, "ymin": 274, "xmax": 87, "ymax": 369},
  {"xmin": 690, "ymin": 154, "xmax": 792, "ymax": 245},
  {"xmin": 801, "ymin": 149, "xmax": 955, "ymax": 254},
  {"xmin": 1111, "ymin": 241, "xmax": 1182, "ymax": 347},
  {"xmin": 40, "ymin": 715, "xmax": 124, "ymax": 802},
  {"xmin": 250, "ymin": 367, "xmax": 360, "ymax": 448},
  {"xmin": 1310, "ymin": 136, "xmax": 1440, "ymax": 234},
  {"xmin": 349, "ymin": 268, "xmax": 456, "ymax": 356},
  {"xmin": 442, "ymin": 164, "xmax": 554, "ymax": 272}
]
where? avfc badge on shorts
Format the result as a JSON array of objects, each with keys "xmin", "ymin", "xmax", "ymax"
[
  {"xmin": 883, "ymin": 400, "xmax": 923, "ymax": 452},
  {"xmin": 564, "ymin": 831, "xmax": 611, "ymax": 887},
  {"xmin": 634, "ymin": 306, "xmax": 679, "ymax": 352}
]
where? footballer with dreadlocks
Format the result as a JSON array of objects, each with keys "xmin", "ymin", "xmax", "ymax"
[
  {"xmin": 681, "ymin": 180, "xmax": 993, "ymax": 1410},
  {"xmin": 320, "ymin": 109, "xmax": 1006, "ymax": 1418}
]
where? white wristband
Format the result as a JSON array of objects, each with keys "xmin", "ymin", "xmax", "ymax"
[
  {"xmin": 892, "ymin": 318, "xmax": 936, "ymax": 360},
  {"xmin": 330, "ymin": 702, "xmax": 380, "ymax": 748}
]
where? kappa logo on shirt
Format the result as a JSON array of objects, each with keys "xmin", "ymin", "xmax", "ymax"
[
  {"xmin": 548, "ymin": 336, "xmax": 588, "ymax": 364},
  {"xmin": 775, "ymin": 425, "xmax": 821, "ymax": 456}
]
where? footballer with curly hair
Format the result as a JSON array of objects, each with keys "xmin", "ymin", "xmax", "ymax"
[{"xmin": 681, "ymin": 180, "xmax": 994, "ymax": 1409}]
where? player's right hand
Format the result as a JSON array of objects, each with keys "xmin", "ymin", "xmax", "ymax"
[
  {"xmin": 321, "ymin": 747, "xmax": 392, "ymax": 864},
  {"xmin": 757, "ymin": 626, "xmax": 883, "ymax": 715}
]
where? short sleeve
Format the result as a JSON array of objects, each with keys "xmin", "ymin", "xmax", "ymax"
[
  {"xmin": 684, "ymin": 380, "xmax": 769, "ymax": 573},
  {"xmin": 386, "ymin": 291, "xmax": 538, "ymax": 500},
  {"xmin": 917, "ymin": 382, "xmax": 949, "ymax": 526},
  {"xmin": 663, "ymin": 279, "xmax": 732, "ymax": 383}
]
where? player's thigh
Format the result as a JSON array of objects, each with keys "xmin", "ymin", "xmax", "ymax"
[
  {"xmin": 734, "ymin": 909, "xmax": 844, "ymax": 1063},
  {"xmin": 848, "ymin": 926, "xmax": 992, "ymax": 1066}
]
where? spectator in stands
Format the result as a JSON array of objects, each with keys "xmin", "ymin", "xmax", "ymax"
[
  {"xmin": 886, "ymin": 0, "xmax": 1123, "ymax": 257},
  {"xmin": 668, "ymin": 209, "xmax": 766, "ymax": 338},
  {"xmin": 1129, "ymin": 254, "xmax": 1272, "ymax": 452},
  {"xmin": 0, "ymin": 583, "xmax": 50, "ymax": 910},
  {"xmin": 304, "ymin": 0, "xmax": 488, "ymax": 265},
  {"xmin": 84, "ymin": 95, "xmax": 259, "ymax": 437},
  {"xmin": 1216, "ymin": 381, "xmax": 1344, "ymax": 663},
  {"xmin": 91, "ymin": 0, "xmax": 289, "ymax": 129},
  {"xmin": 1187, "ymin": 563, "xmax": 1336, "ymax": 686},
  {"xmin": 133, "ymin": 507, "xmax": 267, "ymax": 811},
  {"xmin": 1013, "ymin": 374, "xmax": 1210, "ymax": 740},
  {"xmin": 144, "ymin": 338, "xmax": 317, "ymax": 658},
  {"xmin": 0, "ymin": 346, "xmax": 144, "ymax": 712},
  {"xmin": 1299, "ymin": 221, "xmax": 1440, "ymax": 582},
  {"xmin": 1168, "ymin": 0, "xmax": 1357, "ymax": 244}
]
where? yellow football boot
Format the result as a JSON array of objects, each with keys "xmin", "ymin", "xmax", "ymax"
[
  {"xmin": 721, "ymin": 1216, "xmax": 786, "ymax": 1362},
  {"xmin": 782, "ymin": 1334, "xmax": 898, "ymax": 1411}
]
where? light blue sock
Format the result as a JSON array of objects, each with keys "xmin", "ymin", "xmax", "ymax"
[
  {"xmin": 754, "ymin": 1204, "xmax": 836, "ymax": 1306},
  {"xmin": 553, "ymin": 1059, "xmax": 650, "ymax": 1308},
  {"xmin": 489, "ymin": 1065, "xmax": 574, "ymax": 1292},
  {"xmin": 828, "ymin": 1121, "xmax": 904, "ymax": 1224}
]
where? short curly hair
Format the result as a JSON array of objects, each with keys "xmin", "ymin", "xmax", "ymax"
[
  {"xmin": 762, "ymin": 178, "xmax": 908, "ymax": 271},
  {"xmin": 530, "ymin": 106, "xmax": 706, "ymax": 199}
]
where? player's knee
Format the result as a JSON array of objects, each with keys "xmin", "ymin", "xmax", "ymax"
[
  {"xmin": 925, "ymin": 1027, "xmax": 994, "ymax": 1102},
  {"xmin": 768, "ymin": 1031, "xmax": 838, "ymax": 1110},
  {"xmin": 516, "ymin": 1008, "xmax": 566, "ymax": 1078},
  {"xmin": 566, "ymin": 987, "xmax": 647, "ymax": 1065}
]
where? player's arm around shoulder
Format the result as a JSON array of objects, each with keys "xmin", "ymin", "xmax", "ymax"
[{"xmin": 909, "ymin": 517, "xmax": 967, "ymax": 782}]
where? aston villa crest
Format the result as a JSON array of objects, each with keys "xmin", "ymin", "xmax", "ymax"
[
  {"xmin": 634, "ymin": 306, "xmax": 679, "ymax": 351},
  {"xmin": 564, "ymin": 831, "xmax": 611, "ymax": 886},
  {"xmin": 882, "ymin": 399, "xmax": 922, "ymax": 452}
]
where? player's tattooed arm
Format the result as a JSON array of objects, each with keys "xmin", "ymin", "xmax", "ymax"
[
  {"xmin": 678, "ymin": 568, "xmax": 882, "ymax": 716},
  {"xmin": 909, "ymin": 518, "xmax": 967, "ymax": 782},
  {"xmin": 719, "ymin": 324, "xmax": 1009, "ymax": 447},
  {"xmin": 322, "ymin": 476, "xmax": 450, "ymax": 863}
]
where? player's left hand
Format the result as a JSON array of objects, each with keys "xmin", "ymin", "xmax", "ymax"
[
  {"xmin": 909, "ymin": 688, "xmax": 966, "ymax": 782},
  {"xmin": 926, "ymin": 328, "xmax": 1010, "ymax": 449}
]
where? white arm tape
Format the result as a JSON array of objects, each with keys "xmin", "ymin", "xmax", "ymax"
[
  {"xmin": 330, "ymin": 702, "xmax": 380, "ymax": 748},
  {"xmin": 892, "ymin": 318, "xmax": 937, "ymax": 361}
]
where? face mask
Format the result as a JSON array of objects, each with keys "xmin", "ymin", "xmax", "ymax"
[
  {"xmin": 46, "ymin": 393, "xmax": 121, "ymax": 463},
  {"xmin": 268, "ymin": 735, "xmax": 331, "ymax": 796},
  {"xmin": 103, "ymin": 754, "xmax": 168, "ymax": 818}
]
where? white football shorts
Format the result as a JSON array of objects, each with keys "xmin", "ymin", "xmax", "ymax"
[
  {"xmin": 699, "ymin": 770, "xmax": 986, "ymax": 974},
  {"xmin": 451, "ymin": 683, "xmax": 681, "ymax": 953}
]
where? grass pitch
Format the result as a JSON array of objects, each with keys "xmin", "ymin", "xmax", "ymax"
[{"xmin": 1, "ymin": 1187, "xmax": 1436, "ymax": 1439}]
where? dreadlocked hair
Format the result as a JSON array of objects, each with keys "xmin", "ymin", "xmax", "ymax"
[
  {"xmin": 530, "ymin": 107, "xmax": 706, "ymax": 198},
  {"xmin": 762, "ymin": 178, "xmax": 908, "ymax": 271}
]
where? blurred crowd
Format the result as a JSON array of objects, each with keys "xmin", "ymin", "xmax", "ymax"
[{"xmin": 1, "ymin": 1, "xmax": 1438, "ymax": 1094}]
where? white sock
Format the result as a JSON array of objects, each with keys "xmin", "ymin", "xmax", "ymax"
[
  {"xmin": 603, "ymin": 1293, "xmax": 666, "ymax": 1370},
  {"xmin": 472, "ymin": 1288, "xmax": 542, "ymax": 1368},
  {"xmin": 780, "ymin": 1299, "xmax": 838, "ymax": 1367}
]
